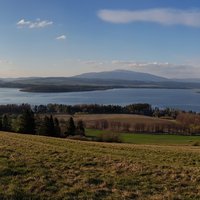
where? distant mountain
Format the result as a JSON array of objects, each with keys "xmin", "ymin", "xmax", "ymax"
[
  {"xmin": 173, "ymin": 78, "xmax": 200, "ymax": 83},
  {"xmin": 74, "ymin": 70, "xmax": 168, "ymax": 82},
  {"xmin": 2, "ymin": 69, "xmax": 200, "ymax": 93}
]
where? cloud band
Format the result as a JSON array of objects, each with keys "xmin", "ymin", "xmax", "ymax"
[
  {"xmin": 98, "ymin": 8, "xmax": 200, "ymax": 27},
  {"xmin": 17, "ymin": 19, "xmax": 53, "ymax": 29}
]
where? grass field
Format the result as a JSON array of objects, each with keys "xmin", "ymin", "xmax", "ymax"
[
  {"xmin": 86, "ymin": 129, "xmax": 200, "ymax": 145},
  {"xmin": 55, "ymin": 113, "xmax": 176, "ymax": 126},
  {"xmin": 74, "ymin": 114, "xmax": 174, "ymax": 123},
  {"xmin": 0, "ymin": 131, "xmax": 200, "ymax": 199}
]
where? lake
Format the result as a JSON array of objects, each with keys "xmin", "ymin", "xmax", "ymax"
[{"xmin": 0, "ymin": 88, "xmax": 200, "ymax": 112}]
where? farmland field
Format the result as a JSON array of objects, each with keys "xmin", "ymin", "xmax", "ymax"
[
  {"xmin": 55, "ymin": 113, "xmax": 177, "ymax": 132},
  {"xmin": 86, "ymin": 129, "xmax": 200, "ymax": 145},
  {"xmin": 66, "ymin": 114, "xmax": 176, "ymax": 126},
  {"xmin": 0, "ymin": 131, "xmax": 200, "ymax": 199}
]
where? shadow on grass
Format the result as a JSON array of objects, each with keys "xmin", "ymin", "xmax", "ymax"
[{"xmin": 0, "ymin": 187, "xmax": 40, "ymax": 200}]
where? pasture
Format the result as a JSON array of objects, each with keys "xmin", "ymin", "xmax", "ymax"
[
  {"xmin": 86, "ymin": 129, "xmax": 200, "ymax": 145},
  {"xmin": 0, "ymin": 131, "xmax": 200, "ymax": 199}
]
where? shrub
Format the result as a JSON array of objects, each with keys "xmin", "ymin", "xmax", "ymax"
[
  {"xmin": 192, "ymin": 141, "xmax": 200, "ymax": 146},
  {"xmin": 98, "ymin": 132, "xmax": 122, "ymax": 143},
  {"xmin": 67, "ymin": 135, "xmax": 89, "ymax": 141}
]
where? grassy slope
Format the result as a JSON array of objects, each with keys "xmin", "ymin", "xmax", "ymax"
[
  {"xmin": 0, "ymin": 131, "xmax": 200, "ymax": 200},
  {"xmin": 86, "ymin": 129, "xmax": 200, "ymax": 145}
]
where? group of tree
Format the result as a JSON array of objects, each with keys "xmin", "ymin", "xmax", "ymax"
[
  {"xmin": 0, "ymin": 103, "xmax": 183, "ymax": 119},
  {"xmin": 0, "ymin": 104, "xmax": 31, "ymax": 115},
  {"xmin": 0, "ymin": 109, "xmax": 85, "ymax": 138},
  {"xmin": 0, "ymin": 115, "xmax": 11, "ymax": 131},
  {"xmin": 1, "ymin": 103, "xmax": 200, "ymax": 136},
  {"xmin": 33, "ymin": 103, "xmax": 180, "ymax": 118},
  {"xmin": 65, "ymin": 117, "xmax": 85, "ymax": 136},
  {"xmin": 36, "ymin": 115, "xmax": 61, "ymax": 137},
  {"xmin": 88, "ymin": 117, "xmax": 200, "ymax": 135}
]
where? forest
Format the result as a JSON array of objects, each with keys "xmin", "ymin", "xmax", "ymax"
[{"xmin": 0, "ymin": 103, "xmax": 200, "ymax": 138}]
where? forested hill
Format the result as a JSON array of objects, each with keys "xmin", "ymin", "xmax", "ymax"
[{"xmin": 1, "ymin": 70, "xmax": 200, "ymax": 92}]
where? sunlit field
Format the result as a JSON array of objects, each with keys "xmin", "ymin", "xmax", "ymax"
[
  {"xmin": 86, "ymin": 129, "xmax": 200, "ymax": 145},
  {"xmin": 0, "ymin": 131, "xmax": 200, "ymax": 199}
]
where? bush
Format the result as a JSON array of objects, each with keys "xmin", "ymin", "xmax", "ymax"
[
  {"xmin": 192, "ymin": 141, "xmax": 200, "ymax": 146},
  {"xmin": 67, "ymin": 135, "xmax": 89, "ymax": 141},
  {"xmin": 98, "ymin": 132, "xmax": 122, "ymax": 143}
]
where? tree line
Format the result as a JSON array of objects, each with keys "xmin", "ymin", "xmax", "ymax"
[
  {"xmin": 88, "ymin": 119, "xmax": 195, "ymax": 135},
  {"xmin": 0, "ymin": 103, "xmax": 181, "ymax": 118},
  {"xmin": 0, "ymin": 103, "xmax": 200, "ymax": 135},
  {"xmin": 0, "ymin": 109, "xmax": 85, "ymax": 138}
]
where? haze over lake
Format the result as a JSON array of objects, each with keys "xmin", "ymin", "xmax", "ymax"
[{"xmin": 0, "ymin": 88, "xmax": 200, "ymax": 112}]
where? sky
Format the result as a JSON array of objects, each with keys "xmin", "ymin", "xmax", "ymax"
[{"xmin": 1, "ymin": 0, "xmax": 200, "ymax": 78}]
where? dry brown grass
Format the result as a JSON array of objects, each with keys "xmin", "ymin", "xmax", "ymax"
[
  {"xmin": 55, "ymin": 113, "xmax": 176, "ymax": 128},
  {"xmin": 0, "ymin": 131, "xmax": 199, "ymax": 199}
]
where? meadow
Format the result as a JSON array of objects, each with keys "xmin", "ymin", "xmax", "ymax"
[
  {"xmin": 71, "ymin": 114, "xmax": 176, "ymax": 127},
  {"xmin": 0, "ymin": 131, "xmax": 200, "ymax": 199},
  {"xmin": 86, "ymin": 129, "xmax": 200, "ymax": 145},
  {"xmin": 55, "ymin": 113, "xmax": 178, "ymax": 134}
]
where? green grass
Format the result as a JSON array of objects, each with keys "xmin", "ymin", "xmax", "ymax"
[
  {"xmin": 0, "ymin": 131, "xmax": 200, "ymax": 199},
  {"xmin": 86, "ymin": 129, "xmax": 200, "ymax": 145}
]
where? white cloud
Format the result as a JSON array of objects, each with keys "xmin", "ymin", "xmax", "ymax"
[
  {"xmin": 111, "ymin": 60, "xmax": 170, "ymax": 68},
  {"xmin": 79, "ymin": 59, "xmax": 200, "ymax": 78},
  {"xmin": 17, "ymin": 18, "xmax": 53, "ymax": 29},
  {"xmin": 82, "ymin": 60, "xmax": 103, "ymax": 65},
  {"xmin": 97, "ymin": 8, "xmax": 200, "ymax": 27},
  {"xmin": 17, "ymin": 19, "xmax": 31, "ymax": 26},
  {"xmin": 111, "ymin": 60, "xmax": 135, "ymax": 65},
  {"xmin": 56, "ymin": 35, "xmax": 66, "ymax": 40},
  {"xmin": 81, "ymin": 61, "xmax": 199, "ymax": 78},
  {"xmin": 114, "ymin": 61, "xmax": 199, "ymax": 78}
]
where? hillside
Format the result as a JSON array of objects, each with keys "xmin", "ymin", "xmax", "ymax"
[
  {"xmin": 74, "ymin": 69, "xmax": 168, "ymax": 82},
  {"xmin": 0, "ymin": 131, "xmax": 200, "ymax": 199}
]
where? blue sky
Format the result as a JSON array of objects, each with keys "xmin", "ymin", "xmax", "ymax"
[{"xmin": 1, "ymin": 0, "xmax": 200, "ymax": 78}]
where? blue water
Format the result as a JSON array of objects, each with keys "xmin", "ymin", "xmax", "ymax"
[{"xmin": 0, "ymin": 88, "xmax": 200, "ymax": 112}]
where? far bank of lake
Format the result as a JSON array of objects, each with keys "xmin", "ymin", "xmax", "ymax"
[{"xmin": 0, "ymin": 88, "xmax": 200, "ymax": 112}]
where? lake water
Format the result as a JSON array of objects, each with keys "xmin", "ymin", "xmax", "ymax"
[{"xmin": 0, "ymin": 88, "xmax": 200, "ymax": 112}]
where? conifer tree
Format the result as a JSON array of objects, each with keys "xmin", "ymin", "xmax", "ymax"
[
  {"xmin": 49, "ymin": 115, "xmax": 56, "ymax": 137},
  {"xmin": 66, "ymin": 117, "xmax": 76, "ymax": 136},
  {"xmin": 54, "ymin": 117, "xmax": 61, "ymax": 137},
  {"xmin": 18, "ymin": 109, "xmax": 35, "ymax": 134},
  {"xmin": 38, "ymin": 115, "xmax": 59, "ymax": 137},
  {"xmin": 0, "ymin": 116, "xmax": 2, "ymax": 130},
  {"xmin": 76, "ymin": 120, "xmax": 85, "ymax": 136},
  {"xmin": 38, "ymin": 116, "xmax": 51, "ymax": 136},
  {"xmin": 2, "ymin": 115, "xmax": 11, "ymax": 131}
]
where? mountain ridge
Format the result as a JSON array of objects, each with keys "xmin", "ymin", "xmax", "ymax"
[
  {"xmin": 73, "ymin": 69, "xmax": 168, "ymax": 82},
  {"xmin": 1, "ymin": 69, "xmax": 200, "ymax": 93}
]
